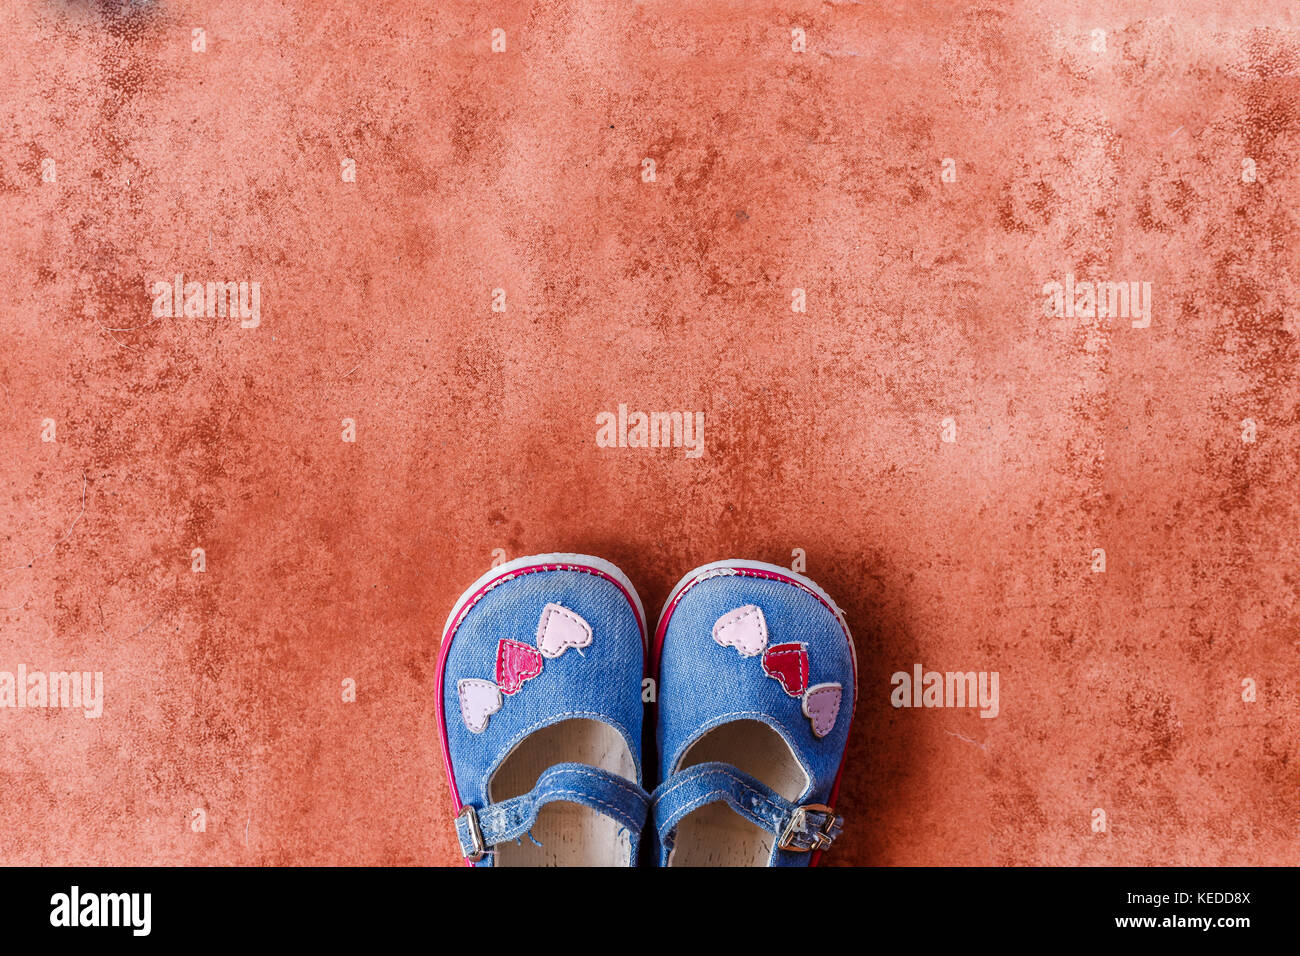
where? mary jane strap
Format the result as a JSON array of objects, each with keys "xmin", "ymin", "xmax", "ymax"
[
  {"xmin": 650, "ymin": 760, "xmax": 843, "ymax": 856},
  {"xmin": 454, "ymin": 762, "xmax": 650, "ymax": 861}
]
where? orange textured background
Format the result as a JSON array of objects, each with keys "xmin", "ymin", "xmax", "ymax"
[{"xmin": 2, "ymin": 0, "xmax": 1298, "ymax": 866}]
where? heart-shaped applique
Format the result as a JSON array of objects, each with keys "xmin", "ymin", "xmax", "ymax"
[
  {"xmin": 536, "ymin": 603, "xmax": 593, "ymax": 659},
  {"xmin": 762, "ymin": 642, "xmax": 809, "ymax": 697},
  {"xmin": 712, "ymin": 605, "xmax": 768, "ymax": 657},
  {"xmin": 802, "ymin": 682, "xmax": 842, "ymax": 738},
  {"xmin": 457, "ymin": 678, "xmax": 502, "ymax": 733},
  {"xmin": 496, "ymin": 639, "xmax": 544, "ymax": 695}
]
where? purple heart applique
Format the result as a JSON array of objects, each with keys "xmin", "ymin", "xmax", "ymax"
[
  {"xmin": 458, "ymin": 678, "xmax": 502, "ymax": 734},
  {"xmin": 802, "ymin": 682, "xmax": 842, "ymax": 738}
]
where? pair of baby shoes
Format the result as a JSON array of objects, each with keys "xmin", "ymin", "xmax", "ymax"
[{"xmin": 436, "ymin": 554, "xmax": 856, "ymax": 866}]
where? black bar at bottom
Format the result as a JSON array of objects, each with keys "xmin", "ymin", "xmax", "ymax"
[{"xmin": 0, "ymin": 865, "xmax": 1281, "ymax": 943}]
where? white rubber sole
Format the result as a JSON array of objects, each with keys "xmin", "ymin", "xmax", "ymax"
[
  {"xmin": 441, "ymin": 552, "xmax": 648, "ymax": 650},
  {"xmin": 657, "ymin": 558, "xmax": 857, "ymax": 702}
]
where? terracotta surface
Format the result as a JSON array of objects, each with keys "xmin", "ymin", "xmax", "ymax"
[{"xmin": 2, "ymin": 1, "xmax": 1298, "ymax": 866}]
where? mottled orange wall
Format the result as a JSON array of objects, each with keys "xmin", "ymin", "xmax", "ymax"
[{"xmin": 1, "ymin": 0, "xmax": 1297, "ymax": 866}]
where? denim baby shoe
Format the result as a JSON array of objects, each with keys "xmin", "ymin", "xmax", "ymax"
[
  {"xmin": 436, "ymin": 554, "xmax": 650, "ymax": 866},
  {"xmin": 651, "ymin": 559, "xmax": 856, "ymax": 866}
]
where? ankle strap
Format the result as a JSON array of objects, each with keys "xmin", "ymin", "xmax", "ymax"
[
  {"xmin": 650, "ymin": 761, "xmax": 843, "ymax": 857},
  {"xmin": 455, "ymin": 762, "xmax": 650, "ymax": 862}
]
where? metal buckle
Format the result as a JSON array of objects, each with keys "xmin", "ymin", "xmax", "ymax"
[
  {"xmin": 777, "ymin": 804, "xmax": 840, "ymax": 852},
  {"xmin": 456, "ymin": 805, "xmax": 487, "ymax": 862}
]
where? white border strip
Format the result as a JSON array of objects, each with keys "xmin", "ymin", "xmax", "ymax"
[{"xmin": 442, "ymin": 552, "xmax": 647, "ymax": 650}]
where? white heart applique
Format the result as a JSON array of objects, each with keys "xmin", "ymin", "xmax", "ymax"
[
  {"xmin": 536, "ymin": 603, "xmax": 593, "ymax": 659},
  {"xmin": 458, "ymin": 678, "xmax": 503, "ymax": 734},
  {"xmin": 712, "ymin": 604, "xmax": 768, "ymax": 658},
  {"xmin": 802, "ymin": 682, "xmax": 842, "ymax": 738}
]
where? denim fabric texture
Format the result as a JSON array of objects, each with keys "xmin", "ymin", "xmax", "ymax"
[
  {"xmin": 440, "ymin": 564, "xmax": 646, "ymax": 866},
  {"xmin": 455, "ymin": 762, "xmax": 650, "ymax": 859},
  {"xmin": 650, "ymin": 761, "xmax": 844, "ymax": 854},
  {"xmin": 653, "ymin": 568, "xmax": 854, "ymax": 866}
]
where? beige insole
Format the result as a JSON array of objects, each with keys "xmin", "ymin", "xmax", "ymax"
[
  {"xmin": 669, "ymin": 720, "xmax": 809, "ymax": 867},
  {"xmin": 489, "ymin": 718, "xmax": 637, "ymax": 867}
]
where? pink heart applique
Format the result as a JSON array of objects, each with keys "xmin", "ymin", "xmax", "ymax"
[
  {"xmin": 536, "ymin": 603, "xmax": 593, "ymax": 659},
  {"xmin": 457, "ymin": 678, "xmax": 502, "ymax": 734},
  {"xmin": 496, "ymin": 639, "xmax": 544, "ymax": 695},
  {"xmin": 802, "ymin": 682, "xmax": 842, "ymax": 738},
  {"xmin": 712, "ymin": 605, "xmax": 768, "ymax": 657},
  {"xmin": 761, "ymin": 643, "xmax": 809, "ymax": 697}
]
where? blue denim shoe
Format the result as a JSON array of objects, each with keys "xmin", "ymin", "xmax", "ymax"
[
  {"xmin": 650, "ymin": 560, "xmax": 856, "ymax": 866},
  {"xmin": 437, "ymin": 554, "xmax": 649, "ymax": 866}
]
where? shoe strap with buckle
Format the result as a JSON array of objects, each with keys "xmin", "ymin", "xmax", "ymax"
[
  {"xmin": 454, "ymin": 762, "xmax": 650, "ymax": 862},
  {"xmin": 649, "ymin": 760, "xmax": 843, "ymax": 857}
]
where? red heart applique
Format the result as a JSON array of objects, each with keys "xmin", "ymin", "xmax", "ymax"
[
  {"xmin": 761, "ymin": 643, "xmax": 809, "ymax": 697},
  {"xmin": 496, "ymin": 639, "xmax": 544, "ymax": 695}
]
